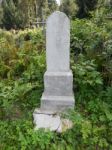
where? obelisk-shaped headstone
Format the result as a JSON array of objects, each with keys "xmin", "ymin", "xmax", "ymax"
[
  {"xmin": 46, "ymin": 11, "xmax": 70, "ymax": 72},
  {"xmin": 41, "ymin": 11, "xmax": 75, "ymax": 111}
]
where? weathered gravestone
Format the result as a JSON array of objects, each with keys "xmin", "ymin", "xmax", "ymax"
[{"xmin": 33, "ymin": 11, "xmax": 75, "ymax": 132}]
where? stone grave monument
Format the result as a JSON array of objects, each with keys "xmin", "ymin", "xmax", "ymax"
[{"xmin": 33, "ymin": 11, "xmax": 75, "ymax": 132}]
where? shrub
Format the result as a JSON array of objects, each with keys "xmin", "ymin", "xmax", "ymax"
[{"xmin": 71, "ymin": 19, "xmax": 112, "ymax": 87}]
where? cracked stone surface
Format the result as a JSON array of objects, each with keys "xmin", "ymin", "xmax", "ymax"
[{"xmin": 33, "ymin": 109, "xmax": 73, "ymax": 132}]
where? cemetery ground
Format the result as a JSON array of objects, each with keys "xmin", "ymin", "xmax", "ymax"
[{"xmin": 0, "ymin": 18, "xmax": 112, "ymax": 149}]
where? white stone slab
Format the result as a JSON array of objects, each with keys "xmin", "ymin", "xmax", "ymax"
[
  {"xmin": 33, "ymin": 110, "xmax": 73, "ymax": 132},
  {"xmin": 33, "ymin": 113, "xmax": 61, "ymax": 132}
]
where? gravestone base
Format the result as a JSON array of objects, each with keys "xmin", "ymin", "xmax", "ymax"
[
  {"xmin": 33, "ymin": 70, "xmax": 75, "ymax": 132},
  {"xmin": 41, "ymin": 70, "xmax": 75, "ymax": 112},
  {"xmin": 33, "ymin": 109, "xmax": 73, "ymax": 132},
  {"xmin": 41, "ymin": 95, "xmax": 74, "ymax": 112}
]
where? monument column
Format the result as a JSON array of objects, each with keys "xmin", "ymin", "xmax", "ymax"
[
  {"xmin": 41, "ymin": 11, "xmax": 75, "ymax": 111},
  {"xmin": 33, "ymin": 11, "xmax": 75, "ymax": 131}
]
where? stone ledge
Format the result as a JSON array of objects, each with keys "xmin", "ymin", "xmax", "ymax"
[
  {"xmin": 41, "ymin": 95, "xmax": 75, "ymax": 112},
  {"xmin": 44, "ymin": 70, "xmax": 73, "ymax": 76}
]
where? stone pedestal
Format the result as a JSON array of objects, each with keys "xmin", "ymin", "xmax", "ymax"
[{"xmin": 41, "ymin": 70, "xmax": 74, "ymax": 111}]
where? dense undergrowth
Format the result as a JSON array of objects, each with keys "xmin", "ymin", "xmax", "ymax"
[{"xmin": 0, "ymin": 18, "xmax": 112, "ymax": 150}]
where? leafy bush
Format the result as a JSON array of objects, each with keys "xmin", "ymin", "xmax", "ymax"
[{"xmin": 71, "ymin": 19, "xmax": 112, "ymax": 86}]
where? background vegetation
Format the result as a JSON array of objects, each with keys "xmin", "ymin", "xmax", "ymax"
[{"xmin": 0, "ymin": 0, "xmax": 112, "ymax": 150}]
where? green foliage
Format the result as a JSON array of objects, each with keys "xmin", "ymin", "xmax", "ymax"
[
  {"xmin": 71, "ymin": 19, "xmax": 112, "ymax": 86},
  {"xmin": 75, "ymin": 0, "xmax": 98, "ymax": 18},
  {"xmin": 0, "ymin": 0, "xmax": 58, "ymax": 29},
  {"xmin": 1, "ymin": 0, "xmax": 30, "ymax": 29},
  {"xmin": 72, "ymin": 55, "xmax": 103, "ymax": 99},
  {"xmin": 60, "ymin": 0, "xmax": 99, "ymax": 19},
  {"xmin": 60, "ymin": 0, "xmax": 77, "ymax": 18},
  {"xmin": 0, "ymin": 28, "xmax": 45, "ymax": 120},
  {"xmin": 0, "ymin": 17, "xmax": 112, "ymax": 149},
  {"xmin": 0, "ymin": 119, "xmax": 55, "ymax": 150}
]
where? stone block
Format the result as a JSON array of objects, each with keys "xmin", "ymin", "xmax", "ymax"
[{"xmin": 44, "ymin": 71, "xmax": 73, "ymax": 96}]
